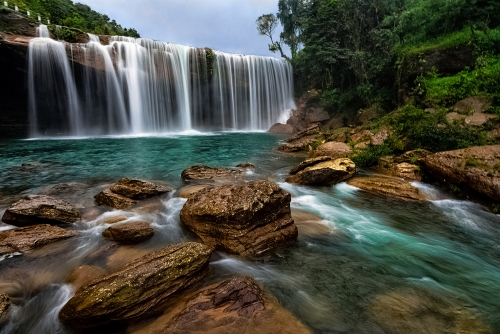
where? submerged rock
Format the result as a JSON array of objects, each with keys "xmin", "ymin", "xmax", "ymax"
[
  {"xmin": 236, "ymin": 163, "xmax": 256, "ymax": 169},
  {"xmin": 59, "ymin": 242, "xmax": 212, "ymax": 330},
  {"xmin": 269, "ymin": 123, "xmax": 295, "ymax": 134},
  {"xmin": 347, "ymin": 177, "xmax": 426, "ymax": 201},
  {"xmin": 67, "ymin": 265, "xmax": 106, "ymax": 290},
  {"xmin": 1, "ymin": 195, "xmax": 81, "ymax": 227},
  {"xmin": 286, "ymin": 158, "xmax": 356, "ymax": 186},
  {"xmin": 312, "ymin": 141, "xmax": 352, "ymax": 159},
  {"xmin": 181, "ymin": 165, "xmax": 244, "ymax": 181},
  {"xmin": 110, "ymin": 178, "xmax": 172, "ymax": 200},
  {"xmin": 0, "ymin": 293, "xmax": 11, "ymax": 324},
  {"xmin": 180, "ymin": 180, "xmax": 297, "ymax": 256},
  {"xmin": 421, "ymin": 145, "xmax": 500, "ymax": 202},
  {"xmin": 95, "ymin": 189, "xmax": 137, "ymax": 209},
  {"xmin": 102, "ymin": 221, "xmax": 154, "ymax": 244},
  {"xmin": 159, "ymin": 276, "xmax": 311, "ymax": 334},
  {"xmin": 0, "ymin": 225, "xmax": 78, "ymax": 258}
]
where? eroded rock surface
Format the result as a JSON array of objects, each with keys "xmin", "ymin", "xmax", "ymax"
[
  {"xmin": 180, "ymin": 180, "xmax": 297, "ymax": 256},
  {"xmin": 269, "ymin": 123, "xmax": 295, "ymax": 134},
  {"xmin": 0, "ymin": 225, "xmax": 78, "ymax": 258},
  {"xmin": 2, "ymin": 195, "xmax": 81, "ymax": 227},
  {"xmin": 0, "ymin": 293, "xmax": 11, "ymax": 324},
  {"xmin": 286, "ymin": 158, "xmax": 356, "ymax": 186},
  {"xmin": 347, "ymin": 177, "xmax": 426, "ymax": 201},
  {"xmin": 102, "ymin": 221, "xmax": 154, "ymax": 244},
  {"xmin": 278, "ymin": 124, "xmax": 320, "ymax": 152},
  {"xmin": 59, "ymin": 242, "xmax": 212, "ymax": 330},
  {"xmin": 290, "ymin": 156, "xmax": 332, "ymax": 175},
  {"xmin": 95, "ymin": 189, "xmax": 137, "ymax": 210},
  {"xmin": 110, "ymin": 178, "xmax": 172, "ymax": 200},
  {"xmin": 421, "ymin": 145, "xmax": 500, "ymax": 202},
  {"xmin": 312, "ymin": 141, "xmax": 352, "ymax": 159},
  {"xmin": 181, "ymin": 165, "xmax": 244, "ymax": 181}
]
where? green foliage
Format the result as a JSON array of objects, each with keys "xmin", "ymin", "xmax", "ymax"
[
  {"xmin": 48, "ymin": 25, "xmax": 77, "ymax": 42},
  {"xmin": 350, "ymin": 144, "xmax": 392, "ymax": 167},
  {"xmin": 8, "ymin": 0, "xmax": 139, "ymax": 37}
]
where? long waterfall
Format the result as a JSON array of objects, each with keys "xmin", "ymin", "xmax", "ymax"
[{"xmin": 27, "ymin": 26, "xmax": 295, "ymax": 136}]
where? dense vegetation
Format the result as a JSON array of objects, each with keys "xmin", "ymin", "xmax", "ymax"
[{"xmin": 6, "ymin": 0, "xmax": 139, "ymax": 37}]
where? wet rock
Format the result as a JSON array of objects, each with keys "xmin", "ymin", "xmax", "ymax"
[
  {"xmin": 181, "ymin": 165, "xmax": 244, "ymax": 181},
  {"xmin": 59, "ymin": 242, "xmax": 212, "ymax": 330},
  {"xmin": 393, "ymin": 163, "xmax": 421, "ymax": 181},
  {"xmin": 131, "ymin": 199, "xmax": 165, "ymax": 214},
  {"xmin": 0, "ymin": 225, "xmax": 78, "ymax": 258},
  {"xmin": 95, "ymin": 189, "xmax": 137, "ymax": 210},
  {"xmin": 178, "ymin": 185, "xmax": 211, "ymax": 199},
  {"xmin": 290, "ymin": 156, "xmax": 332, "ymax": 175},
  {"xmin": 312, "ymin": 141, "xmax": 352, "ymax": 159},
  {"xmin": 236, "ymin": 163, "xmax": 256, "ymax": 169},
  {"xmin": 37, "ymin": 182, "xmax": 89, "ymax": 196},
  {"xmin": 2, "ymin": 195, "xmax": 81, "ymax": 227},
  {"xmin": 180, "ymin": 180, "xmax": 297, "ymax": 257},
  {"xmin": 160, "ymin": 276, "xmax": 311, "ymax": 334},
  {"xmin": 292, "ymin": 209, "xmax": 332, "ymax": 237},
  {"xmin": 103, "ymin": 215, "xmax": 127, "ymax": 225},
  {"xmin": 369, "ymin": 288, "xmax": 492, "ymax": 334},
  {"xmin": 347, "ymin": 177, "xmax": 426, "ymax": 201},
  {"xmin": 67, "ymin": 265, "xmax": 106, "ymax": 290},
  {"xmin": 453, "ymin": 95, "xmax": 493, "ymax": 114},
  {"xmin": 269, "ymin": 123, "xmax": 295, "ymax": 134},
  {"xmin": 278, "ymin": 124, "xmax": 320, "ymax": 152},
  {"xmin": 102, "ymin": 221, "xmax": 154, "ymax": 244},
  {"xmin": 370, "ymin": 129, "xmax": 390, "ymax": 146},
  {"xmin": 286, "ymin": 158, "xmax": 356, "ymax": 186},
  {"xmin": 0, "ymin": 293, "xmax": 11, "ymax": 324},
  {"xmin": 421, "ymin": 145, "xmax": 500, "ymax": 202},
  {"xmin": 110, "ymin": 178, "xmax": 172, "ymax": 200}
]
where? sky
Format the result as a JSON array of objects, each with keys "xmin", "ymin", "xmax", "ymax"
[{"xmin": 77, "ymin": 0, "xmax": 285, "ymax": 57}]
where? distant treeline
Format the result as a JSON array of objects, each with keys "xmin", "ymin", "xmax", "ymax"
[{"xmin": 8, "ymin": 0, "xmax": 140, "ymax": 37}]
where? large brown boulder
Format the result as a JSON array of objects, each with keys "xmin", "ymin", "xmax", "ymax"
[
  {"xmin": 347, "ymin": 177, "xmax": 426, "ymax": 201},
  {"xmin": 312, "ymin": 141, "xmax": 352, "ymax": 159},
  {"xmin": 95, "ymin": 189, "xmax": 137, "ymax": 210},
  {"xmin": 1, "ymin": 195, "xmax": 81, "ymax": 227},
  {"xmin": 0, "ymin": 293, "xmax": 11, "ymax": 324},
  {"xmin": 110, "ymin": 178, "xmax": 172, "ymax": 200},
  {"xmin": 421, "ymin": 145, "xmax": 500, "ymax": 202},
  {"xmin": 59, "ymin": 242, "xmax": 212, "ymax": 330},
  {"xmin": 154, "ymin": 276, "xmax": 311, "ymax": 334},
  {"xmin": 290, "ymin": 156, "xmax": 332, "ymax": 175},
  {"xmin": 286, "ymin": 158, "xmax": 356, "ymax": 186},
  {"xmin": 269, "ymin": 123, "xmax": 295, "ymax": 134},
  {"xmin": 181, "ymin": 165, "xmax": 244, "ymax": 181},
  {"xmin": 180, "ymin": 180, "xmax": 297, "ymax": 256},
  {"xmin": 0, "ymin": 225, "xmax": 78, "ymax": 258},
  {"xmin": 102, "ymin": 221, "xmax": 154, "ymax": 244}
]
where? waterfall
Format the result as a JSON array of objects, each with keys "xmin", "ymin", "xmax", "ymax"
[{"xmin": 28, "ymin": 30, "xmax": 295, "ymax": 136}]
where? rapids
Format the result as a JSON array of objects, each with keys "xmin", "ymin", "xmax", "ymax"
[{"xmin": 0, "ymin": 133, "xmax": 499, "ymax": 333}]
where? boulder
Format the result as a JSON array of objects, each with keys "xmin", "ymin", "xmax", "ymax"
[
  {"xmin": 0, "ymin": 225, "xmax": 78, "ymax": 258},
  {"xmin": 394, "ymin": 149, "xmax": 432, "ymax": 163},
  {"xmin": 181, "ymin": 165, "xmax": 244, "ymax": 181},
  {"xmin": 453, "ymin": 95, "xmax": 493, "ymax": 114},
  {"xmin": 102, "ymin": 221, "xmax": 154, "ymax": 244},
  {"xmin": 94, "ymin": 189, "xmax": 137, "ymax": 210},
  {"xmin": 370, "ymin": 129, "xmax": 390, "ymax": 146},
  {"xmin": 269, "ymin": 123, "xmax": 295, "ymax": 134},
  {"xmin": 0, "ymin": 293, "xmax": 11, "ymax": 324},
  {"xmin": 110, "ymin": 178, "xmax": 172, "ymax": 200},
  {"xmin": 180, "ymin": 180, "xmax": 297, "ymax": 257},
  {"xmin": 312, "ymin": 141, "xmax": 352, "ymax": 159},
  {"xmin": 305, "ymin": 108, "xmax": 329, "ymax": 123},
  {"xmin": 155, "ymin": 276, "xmax": 311, "ymax": 334},
  {"xmin": 347, "ymin": 177, "xmax": 426, "ymax": 201},
  {"xmin": 421, "ymin": 145, "xmax": 500, "ymax": 202},
  {"xmin": 277, "ymin": 135, "xmax": 316, "ymax": 152},
  {"xmin": 393, "ymin": 163, "xmax": 421, "ymax": 181},
  {"xmin": 286, "ymin": 115, "xmax": 308, "ymax": 132},
  {"xmin": 59, "ymin": 242, "xmax": 212, "ymax": 330},
  {"xmin": 1, "ymin": 195, "xmax": 81, "ymax": 227},
  {"xmin": 351, "ymin": 129, "xmax": 373, "ymax": 143},
  {"xmin": 286, "ymin": 158, "xmax": 356, "ymax": 186},
  {"xmin": 178, "ymin": 185, "xmax": 211, "ymax": 199},
  {"xmin": 290, "ymin": 156, "xmax": 332, "ymax": 175},
  {"xmin": 465, "ymin": 112, "xmax": 497, "ymax": 126}
]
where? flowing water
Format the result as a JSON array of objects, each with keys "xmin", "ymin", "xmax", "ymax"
[
  {"xmin": 28, "ymin": 26, "xmax": 295, "ymax": 136},
  {"xmin": 0, "ymin": 133, "xmax": 499, "ymax": 333}
]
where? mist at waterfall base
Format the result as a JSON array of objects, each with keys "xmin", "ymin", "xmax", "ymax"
[
  {"xmin": 28, "ymin": 26, "xmax": 295, "ymax": 137},
  {"xmin": 1, "ymin": 133, "xmax": 500, "ymax": 333}
]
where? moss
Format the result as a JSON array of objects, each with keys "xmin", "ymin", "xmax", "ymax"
[{"xmin": 204, "ymin": 47, "xmax": 216, "ymax": 80}]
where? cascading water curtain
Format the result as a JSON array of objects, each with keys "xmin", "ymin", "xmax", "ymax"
[{"xmin": 28, "ymin": 31, "xmax": 295, "ymax": 136}]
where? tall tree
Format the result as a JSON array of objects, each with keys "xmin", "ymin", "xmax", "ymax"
[{"xmin": 256, "ymin": 14, "xmax": 289, "ymax": 60}]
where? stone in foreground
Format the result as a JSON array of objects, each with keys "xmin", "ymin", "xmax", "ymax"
[
  {"xmin": 102, "ymin": 221, "xmax": 154, "ymax": 244},
  {"xmin": 312, "ymin": 141, "xmax": 352, "ymax": 159},
  {"xmin": 286, "ymin": 158, "xmax": 356, "ymax": 186},
  {"xmin": 161, "ymin": 276, "xmax": 311, "ymax": 334},
  {"xmin": 2, "ymin": 195, "xmax": 81, "ymax": 227},
  {"xmin": 94, "ymin": 189, "xmax": 137, "ymax": 209},
  {"xmin": 0, "ymin": 293, "xmax": 11, "ymax": 324},
  {"xmin": 181, "ymin": 165, "xmax": 244, "ymax": 181},
  {"xmin": 0, "ymin": 225, "xmax": 78, "ymax": 258},
  {"xmin": 110, "ymin": 178, "xmax": 172, "ymax": 200},
  {"xmin": 347, "ymin": 177, "xmax": 426, "ymax": 201},
  {"xmin": 421, "ymin": 145, "xmax": 500, "ymax": 202},
  {"xmin": 180, "ymin": 180, "xmax": 297, "ymax": 256},
  {"xmin": 59, "ymin": 242, "xmax": 212, "ymax": 330}
]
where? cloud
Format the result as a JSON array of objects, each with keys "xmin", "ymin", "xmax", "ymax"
[{"xmin": 76, "ymin": 0, "xmax": 286, "ymax": 57}]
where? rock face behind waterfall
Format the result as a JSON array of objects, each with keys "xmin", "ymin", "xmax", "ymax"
[
  {"xmin": 180, "ymin": 180, "xmax": 298, "ymax": 256},
  {"xmin": 421, "ymin": 145, "xmax": 500, "ymax": 202},
  {"xmin": 59, "ymin": 242, "xmax": 212, "ymax": 330},
  {"xmin": 286, "ymin": 158, "xmax": 356, "ymax": 186},
  {"xmin": 1, "ymin": 195, "xmax": 81, "ymax": 226}
]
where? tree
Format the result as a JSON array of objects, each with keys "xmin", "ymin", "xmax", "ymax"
[
  {"xmin": 277, "ymin": 0, "xmax": 305, "ymax": 58},
  {"xmin": 256, "ymin": 14, "xmax": 289, "ymax": 60}
]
